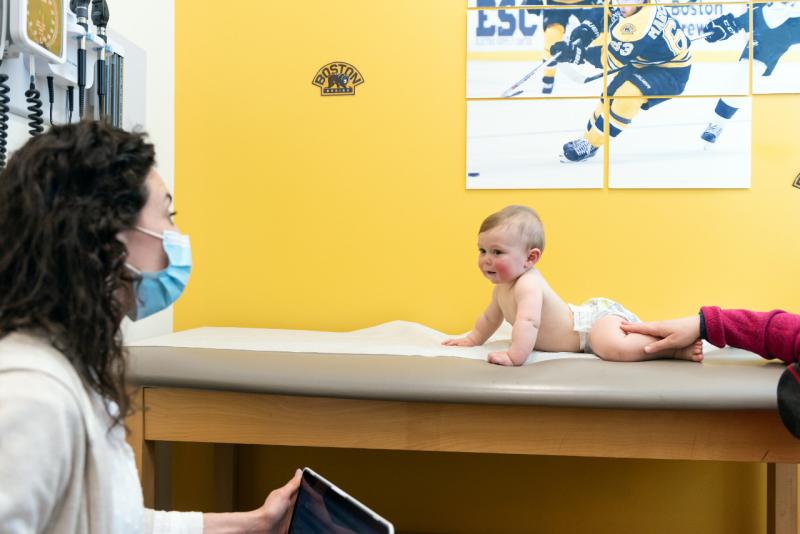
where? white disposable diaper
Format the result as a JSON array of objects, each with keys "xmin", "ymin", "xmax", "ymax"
[{"xmin": 568, "ymin": 297, "xmax": 640, "ymax": 353}]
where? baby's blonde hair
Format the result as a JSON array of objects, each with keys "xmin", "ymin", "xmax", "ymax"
[{"xmin": 479, "ymin": 205, "xmax": 545, "ymax": 252}]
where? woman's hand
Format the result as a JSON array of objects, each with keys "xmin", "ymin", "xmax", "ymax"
[
  {"xmin": 255, "ymin": 470, "xmax": 302, "ymax": 534},
  {"xmin": 202, "ymin": 469, "xmax": 301, "ymax": 534},
  {"xmin": 620, "ymin": 315, "xmax": 701, "ymax": 354}
]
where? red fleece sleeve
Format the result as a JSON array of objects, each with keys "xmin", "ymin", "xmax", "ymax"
[{"xmin": 701, "ymin": 306, "xmax": 800, "ymax": 363}]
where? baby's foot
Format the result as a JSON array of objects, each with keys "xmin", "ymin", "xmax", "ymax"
[{"xmin": 674, "ymin": 340, "xmax": 704, "ymax": 362}]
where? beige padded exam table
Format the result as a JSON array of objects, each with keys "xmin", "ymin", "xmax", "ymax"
[{"xmin": 125, "ymin": 324, "xmax": 800, "ymax": 533}]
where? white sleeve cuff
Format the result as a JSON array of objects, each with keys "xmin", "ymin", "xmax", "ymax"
[{"xmin": 148, "ymin": 509, "xmax": 204, "ymax": 534}]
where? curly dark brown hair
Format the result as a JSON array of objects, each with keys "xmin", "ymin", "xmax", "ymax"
[{"xmin": 0, "ymin": 120, "xmax": 155, "ymax": 426}]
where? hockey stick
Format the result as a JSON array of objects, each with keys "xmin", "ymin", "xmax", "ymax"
[
  {"xmin": 580, "ymin": 32, "xmax": 712, "ymax": 83},
  {"xmin": 500, "ymin": 51, "xmax": 562, "ymax": 98}
]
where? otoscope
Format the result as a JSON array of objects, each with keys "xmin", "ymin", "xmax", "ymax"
[
  {"xmin": 91, "ymin": 0, "xmax": 109, "ymax": 120},
  {"xmin": 70, "ymin": 0, "xmax": 90, "ymax": 118}
]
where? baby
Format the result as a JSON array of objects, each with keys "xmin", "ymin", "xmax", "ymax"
[{"xmin": 443, "ymin": 205, "xmax": 703, "ymax": 366}]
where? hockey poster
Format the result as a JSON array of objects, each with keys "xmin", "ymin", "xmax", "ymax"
[
  {"xmin": 751, "ymin": 2, "xmax": 800, "ymax": 94},
  {"xmin": 463, "ymin": 0, "xmax": 797, "ymax": 189}
]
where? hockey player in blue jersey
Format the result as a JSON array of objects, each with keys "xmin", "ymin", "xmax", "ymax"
[
  {"xmin": 523, "ymin": 0, "xmax": 603, "ymax": 94},
  {"xmin": 701, "ymin": 2, "xmax": 800, "ymax": 144},
  {"xmin": 548, "ymin": 0, "xmax": 693, "ymax": 162}
]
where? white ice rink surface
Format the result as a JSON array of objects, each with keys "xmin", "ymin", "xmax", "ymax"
[
  {"xmin": 468, "ymin": 48, "xmax": 800, "ymax": 100},
  {"xmin": 467, "ymin": 96, "xmax": 751, "ymax": 189},
  {"xmin": 609, "ymin": 96, "xmax": 751, "ymax": 188},
  {"xmin": 753, "ymin": 54, "xmax": 800, "ymax": 94},
  {"xmin": 467, "ymin": 99, "xmax": 604, "ymax": 188},
  {"xmin": 468, "ymin": 59, "xmax": 751, "ymax": 99}
]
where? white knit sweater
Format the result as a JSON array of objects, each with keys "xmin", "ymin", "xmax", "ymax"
[{"xmin": 0, "ymin": 331, "xmax": 203, "ymax": 533}]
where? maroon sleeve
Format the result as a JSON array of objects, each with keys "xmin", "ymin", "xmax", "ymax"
[{"xmin": 701, "ymin": 306, "xmax": 800, "ymax": 363}]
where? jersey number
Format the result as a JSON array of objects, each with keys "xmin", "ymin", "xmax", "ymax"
[
  {"xmin": 663, "ymin": 19, "xmax": 688, "ymax": 55},
  {"xmin": 609, "ymin": 40, "xmax": 634, "ymax": 56},
  {"xmin": 610, "ymin": 19, "xmax": 688, "ymax": 58}
]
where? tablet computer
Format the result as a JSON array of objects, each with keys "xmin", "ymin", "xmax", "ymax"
[{"xmin": 288, "ymin": 467, "xmax": 394, "ymax": 534}]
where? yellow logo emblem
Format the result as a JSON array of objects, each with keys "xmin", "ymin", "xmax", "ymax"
[
  {"xmin": 621, "ymin": 23, "xmax": 636, "ymax": 35},
  {"xmin": 312, "ymin": 62, "xmax": 365, "ymax": 96}
]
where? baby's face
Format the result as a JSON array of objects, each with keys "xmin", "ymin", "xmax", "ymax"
[{"xmin": 477, "ymin": 225, "xmax": 534, "ymax": 284}]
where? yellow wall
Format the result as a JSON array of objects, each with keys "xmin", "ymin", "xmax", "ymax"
[{"xmin": 174, "ymin": 1, "xmax": 800, "ymax": 532}]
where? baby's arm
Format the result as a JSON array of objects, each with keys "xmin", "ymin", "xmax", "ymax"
[
  {"xmin": 442, "ymin": 292, "xmax": 504, "ymax": 347},
  {"xmin": 488, "ymin": 277, "xmax": 542, "ymax": 366}
]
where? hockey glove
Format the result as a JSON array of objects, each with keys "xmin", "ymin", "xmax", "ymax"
[
  {"xmin": 549, "ymin": 40, "xmax": 587, "ymax": 64},
  {"xmin": 704, "ymin": 13, "xmax": 740, "ymax": 42},
  {"xmin": 570, "ymin": 20, "xmax": 601, "ymax": 46}
]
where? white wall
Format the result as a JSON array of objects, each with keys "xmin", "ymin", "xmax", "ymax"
[{"xmin": 108, "ymin": 0, "xmax": 176, "ymax": 342}]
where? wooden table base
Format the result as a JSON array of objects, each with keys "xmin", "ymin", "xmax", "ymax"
[{"xmin": 126, "ymin": 387, "xmax": 800, "ymax": 533}]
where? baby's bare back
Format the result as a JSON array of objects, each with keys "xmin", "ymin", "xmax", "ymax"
[{"xmin": 496, "ymin": 270, "xmax": 581, "ymax": 353}]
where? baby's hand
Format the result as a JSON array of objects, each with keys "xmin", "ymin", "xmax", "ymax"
[
  {"xmin": 442, "ymin": 336, "xmax": 478, "ymax": 347},
  {"xmin": 488, "ymin": 351, "xmax": 515, "ymax": 366}
]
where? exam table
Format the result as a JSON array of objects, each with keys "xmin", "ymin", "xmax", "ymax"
[{"xmin": 124, "ymin": 321, "xmax": 800, "ymax": 533}]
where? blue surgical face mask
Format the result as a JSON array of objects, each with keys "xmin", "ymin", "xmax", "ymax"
[{"xmin": 126, "ymin": 226, "xmax": 192, "ymax": 321}]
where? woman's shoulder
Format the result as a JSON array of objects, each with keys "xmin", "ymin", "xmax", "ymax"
[
  {"xmin": 0, "ymin": 331, "xmax": 82, "ymax": 384},
  {"xmin": 0, "ymin": 358, "xmax": 89, "ymax": 530},
  {"xmin": 0, "ymin": 370, "xmax": 86, "ymax": 471},
  {"xmin": 0, "ymin": 331, "xmax": 91, "ymax": 426},
  {"xmin": 0, "ymin": 368, "xmax": 83, "ymax": 421}
]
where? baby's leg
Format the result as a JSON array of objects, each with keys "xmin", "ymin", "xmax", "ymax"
[{"xmin": 588, "ymin": 315, "xmax": 703, "ymax": 362}]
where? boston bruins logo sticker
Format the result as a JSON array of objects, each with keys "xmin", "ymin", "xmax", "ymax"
[{"xmin": 312, "ymin": 62, "xmax": 365, "ymax": 96}]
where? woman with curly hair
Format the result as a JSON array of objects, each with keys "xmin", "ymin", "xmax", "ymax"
[{"xmin": 0, "ymin": 121, "xmax": 300, "ymax": 533}]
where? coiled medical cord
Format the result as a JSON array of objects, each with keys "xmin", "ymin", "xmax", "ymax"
[
  {"xmin": 0, "ymin": 2, "xmax": 9, "ymax": 169},
  {"xmin": 25, "ymin": 76, "xmax": 44, "ymax": 136},
  {"xmin": 0, "ymin": 67, "xmax": 9, "ymax": 169}
]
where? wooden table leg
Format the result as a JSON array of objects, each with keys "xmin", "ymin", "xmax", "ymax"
[
  {"xmin": 154, "ymin": 442, "xmax": 173, "ymax": 510},
  {"xmin": 767, "ymin": 463, "xmax": 798, "ymax": 534},
  {"xmin": 126, "ymin": 388, "xmax": 156, "ymax": 508},
  {"xmin": 213, "ymin": 444, "xmax": 238, "ymax": 512}
]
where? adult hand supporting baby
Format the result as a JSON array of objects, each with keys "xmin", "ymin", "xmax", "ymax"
[
  {"xmin": 623, "ymin": 307, "xmax": 800, "ymax": 438},
  {"xmin": 619, "ymin": 315, "xmax": 701, "ymax": 354}
]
